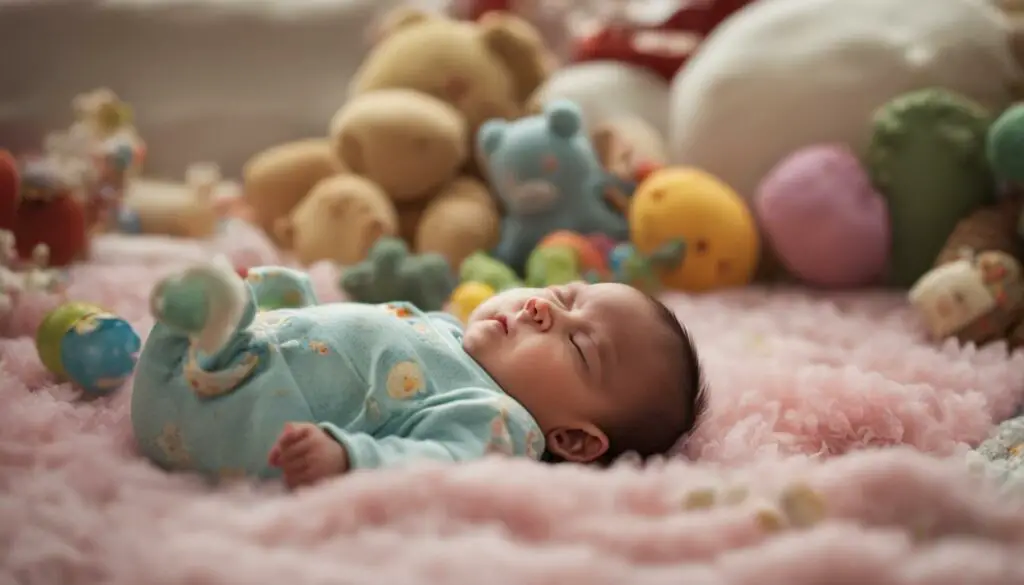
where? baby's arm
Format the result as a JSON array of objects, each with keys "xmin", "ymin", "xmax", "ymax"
[{"xmin": 269, "ymin": 393, "xmax": 544, "ymax": 488}]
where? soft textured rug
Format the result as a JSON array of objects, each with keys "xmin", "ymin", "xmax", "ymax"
[{"xmin": 3, "ymin": 223, "xmax": 1024, "ymax": 585}]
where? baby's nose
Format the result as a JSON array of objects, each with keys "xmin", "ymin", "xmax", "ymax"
[{"xmin": 522, "ymin": 297, "xmax": 553, "ymax": 331}]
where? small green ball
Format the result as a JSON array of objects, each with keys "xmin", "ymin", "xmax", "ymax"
[
  {"xmin": 987, "ymin": 103, "xmax": 1024, "ymax": 183},
  {"xmin": 36, "ymin": 302, "xmax": 104, "ymax": 378}
]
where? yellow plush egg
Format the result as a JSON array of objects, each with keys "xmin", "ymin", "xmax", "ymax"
[
  {"xmin": 449, "ymin": 281, "xmax": 496, "ymax": 323},
  {"xmin": 630, "ymin": 167, "xmax": 760, "ymax": 292}
]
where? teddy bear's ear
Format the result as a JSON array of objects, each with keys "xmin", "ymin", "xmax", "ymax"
[
  {"xmin": 478, "ymin": 12, "xmax": 553, "ymax": 106},
  {"xmin": 372, "ymin": 6, "xmax": 434, "ymax": 43},
  {"xmin": 544, "ymin": 100, "xmax": 582, "ymax": 139},
  {"xmin": 477, "ymin": 119, "xmax": 508, "ymax": 157}
]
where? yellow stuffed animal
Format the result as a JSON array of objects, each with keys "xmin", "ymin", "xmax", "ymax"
[
  {"xmin": 630, "ymin": 168, "xmax": 760, "ymax": 293},
  {"xmin": 330, "ymin": 89, "xmax": 500, "ymax": 271},
  {"xmin": 352, "ymin": 7, "xmax": 551, "ymax": 177},
  {"xmin": 274, "ymin": 174, "xmax": 399, "ymax": 267},
  {"xmin": 241, "ymin": 139, "xmax": 346, "ymax": 247}
]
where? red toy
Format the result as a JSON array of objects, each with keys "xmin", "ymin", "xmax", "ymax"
[
  {"xmin": 0, "ymin": 150, "xmax": 18, "ymax": 232},
  {"xmin": 0, "ymin": 153, "xmax": 89, "ymax": 268},
  {"xmin": 572, "ymin": 0, "xmax": 757, "ymax": 82}
]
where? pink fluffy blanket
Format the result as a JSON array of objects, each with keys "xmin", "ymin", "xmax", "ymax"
[{"xmin": 3, "ymin": 224, "xmax": 1024, "ymax": 585}]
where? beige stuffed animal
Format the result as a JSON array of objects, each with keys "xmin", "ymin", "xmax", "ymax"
[
  {"xmin": 241, "ymin": 139, "xmax": 346, "ymax": 246},
  {"xmin": 330, "ymin": 89, "xmax": 500, "ymax": 270},
  {"xmin": 274, "ymin": 174, "xmax": 398, "ymax": 266},
  {"xmin": 353, "ymin": 7, "xmax": 552, "ymax": 177}
]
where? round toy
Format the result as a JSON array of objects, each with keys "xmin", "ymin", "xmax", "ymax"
[
  {"xmin": 536, "ymin": 231, "xmax": 610, "ymax": 282},
  {"xmin": 449, "ymin": 281, "xmax": 496, "ymax": 323},
  {"xmin": 988, "ymin": 103, "xmax": 1024, "ymax": 185},
  {"xmin": 36, "ymin": 302, "xmax": 141, "ymax": 396},
  {"xmin": 630, "ymin": 167, "xmax": 760, "ymax": 293},
  {"xmin": 755, "ymin": 144, "xmax": 890, "ymax": 288}
]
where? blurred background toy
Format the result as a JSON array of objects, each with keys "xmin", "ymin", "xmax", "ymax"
[
  {"xmin": 988, "ymin": 102, "xmax": 1024, "ymax": 199},
  {"xmin": 571, "ymin": 0, "xmax": 755, "ymax": 83},
  {"xmin": 275, "ymin": 174, "xmax": 398, "ymax": 267},
  {"xmin": 525, "ymin": 231, "xmax": 611, "ymax": 287},
  {"xmin": 755, "ymin": 144, "xmax": 891, "ymax": 288},
  {"xmin": 531, "ymin": 62, "xmax": 670, "ymax": 153},
  {"xmin": 667, "ymin": 0, "xmax": 1019, "ymax": 285},
  {"xmin": 121, "ymin": 162, "xmax": 250, "ymax": 239},
  {"xmin": 449, "ymin": 251, "xmax": 524, "ymax": 322},
  {"xmin": 865, "ymin": 89, "xmax": 995, "ymax": 288},
  {"xmin": 36, "ymin": 302, "xmax": 140, "ymax": 397},
  {"xmin": 904, "ymin": 100, "xmax": 1024, "ymax": 348},
  {"xmin": 340, "ymin": 237, "xmax": 456, "ymax": 312},
  {"xmin": 630, "ymin": 167, "xmax": 759, "ymax": 293},
  {"xmin": 478, "ymin": 99, "xmax": 628, "ymax": 273},
  {"xmin": 0, "ymin": 155, "xmax": 90, "ymax": 267}
]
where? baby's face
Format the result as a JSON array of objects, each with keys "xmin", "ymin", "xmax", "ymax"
[{"xmin": 462, "ymin": 282, "xmax": 673, "ymax": 462}]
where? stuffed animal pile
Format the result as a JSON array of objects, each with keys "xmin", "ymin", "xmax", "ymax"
[{"xmin": 11, "ymin": 0, "xmax": 1024, "ymax": 351}]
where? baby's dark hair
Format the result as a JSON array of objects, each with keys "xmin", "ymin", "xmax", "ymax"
[{"xmin": 599, "ymin": 296, "xmax": 708, "ymax": 463}]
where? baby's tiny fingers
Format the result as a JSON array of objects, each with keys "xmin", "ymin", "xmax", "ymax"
[{"xmin": 267, "ymin": 444, "xmax": 282, "ymax": 467}]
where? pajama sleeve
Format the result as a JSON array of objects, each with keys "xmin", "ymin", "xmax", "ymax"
[{"xmin": 318, "ymin": 393, "xmax": 545, "ymax": 470}]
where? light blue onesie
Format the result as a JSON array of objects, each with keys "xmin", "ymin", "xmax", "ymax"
[{"xmin": 131, "ymin": 266, "xmax": 545, "ymax": 481}]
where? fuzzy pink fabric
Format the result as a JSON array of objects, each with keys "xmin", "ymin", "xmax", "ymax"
[{"xmin": 3, "ymin": 225, "xmax": 1024, "ymax": 585}]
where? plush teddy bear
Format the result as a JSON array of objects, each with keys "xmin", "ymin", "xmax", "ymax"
[
  {"xmin": 242, "ymin": 89, "xmax": 500, "ymax": 271},
  {"xmin": 274, "ymin": 174, "xmax": 399, "ymax": 267},
  {"xmin": 241, "ymin": 139, "xmax": 346, "ymax": 247},
  {"xmin": 351, "ymin": 7, "xmax": 552, "ymax": 177},
  {"xmin": 330, "ymin": 89, "xmax": 500, "ymax": 271},
  {"xmin": 477, "ymin": 99, "xmax": 629, "ymax": 273}
]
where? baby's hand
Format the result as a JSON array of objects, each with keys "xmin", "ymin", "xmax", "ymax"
[{"xmin": 268, "ymin": 422, "xmax": 349, "ymax": 489}]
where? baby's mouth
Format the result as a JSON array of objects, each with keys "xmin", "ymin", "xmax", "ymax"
[{"xmin": 494, "ymin": 315, "xmax": 509, "ymax": 334}]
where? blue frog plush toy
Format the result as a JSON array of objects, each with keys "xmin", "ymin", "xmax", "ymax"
[{"xmin": 478, "ymin": 99, "xmax": 629, "ymax": 274}]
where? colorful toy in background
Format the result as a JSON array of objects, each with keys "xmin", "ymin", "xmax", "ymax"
[
  {"xmin": 571, "ymin": 0, "xmax": 756, "ymax": 82},
  {"xmin": 48, "ymin": 88, "xmax": 147, "ymax": 235},
  {"xmin": 450, "ymin": 251, "xmax": 524, "ymax": 321},
  {"xmin": 477, "ymin": 99, "xmax": 629, "ymax": 274},
  {"xmin": 118, "ymin": 162, "xmax": 255, "ymax": 239},
  {"xmin": 0, "ymin": 150, "xmax": 90, "ymax": 268},
  {"xmin": 36, "ymin": 302, "xmax": 140, "ymax": 397},
  {"xmin": 630, "ymin": 167, "xmax": 760, "ymax": 293},
  {"xmin": 987, "ymin": 103, "xmax": 1024, "ymax": 240},
  {"xmin": 755, "ymin": 144, "xmax": 891, "ymax": 288},
  {"xmin": 904, "ymin": 98, "xmax": 1024, "ymax": 349},
  {"xmin": 448, "ymin": 227, "xmax": 688, "ymax": 322},
  {"xmin": 865, "ymin": 88, "xmax": 995, "ymax": 288},
  {"xmin": 525, "ymin": 230, "xmax": 611, "ymax": 287},
  {"xmin": 340, "ymin": 237, "xmax": 456, "ymax": 312}
]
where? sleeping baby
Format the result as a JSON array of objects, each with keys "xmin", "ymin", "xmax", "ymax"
[{"xmin": 131, "ymin": 259, "xmax": 706, "ymax": 488}]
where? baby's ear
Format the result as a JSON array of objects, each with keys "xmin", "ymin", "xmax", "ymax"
[{"xmin": 545, "ymin": 426, "xmax": 608, "ymax": 463}]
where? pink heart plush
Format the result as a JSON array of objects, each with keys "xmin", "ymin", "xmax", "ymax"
[{"xmin": 755, "ymin": 144, "xmax": 890, "ymax": 288}]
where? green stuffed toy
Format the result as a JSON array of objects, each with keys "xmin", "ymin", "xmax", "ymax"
[
  {"xmin": 865, "ymin": 88, "xmax": 995, "ymax": 287},
  {"xmin": 339, "ymin": 237, "xmax": 455, "ymax": 312},
  {"xmin": 459, "ymin": 251, "xmax": 523, "ymax": 292}
]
